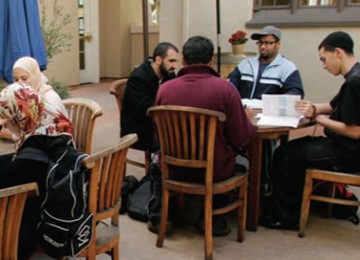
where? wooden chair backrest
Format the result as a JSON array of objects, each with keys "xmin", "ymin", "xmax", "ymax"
[
  {"xmin": 0, "ymin": 182, "xmax": 38, "ymax": 260},
  {"xmin": 63, "ymin": 97, "xmax": 103, "ymax": 154},
  {"xmin": 109, "ymin": 78, "xmax": 128, "ymax": 115},
  {"xmin": 148, "ymin": 105, "xmax": 226, "ymax": 183},
  {"xmin": 83, "ymin": 133, "xmax": 137, "ymax": 215},
  {"xmin": 77, "ymin": 133, "xmax": 137, "ymax": 258}
]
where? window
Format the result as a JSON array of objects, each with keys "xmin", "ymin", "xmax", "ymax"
[
  {"xmin": 301, "ymin": 0, "xmax": 337, "ymax": 5},
  {"xmin": 248, "ymin": 0, "xmax": 360, "ymax": 27},
  {"xmin": 258, "ymin": 0, "xmax": 339, "ymax": 6},
  {"xmin": 260, "ymin": 0, "xmax": 290, "ymax": 6}
]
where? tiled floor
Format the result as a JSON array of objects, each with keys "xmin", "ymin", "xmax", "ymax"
[{"xmin": 15, "ymin": 81, "xmax": 360, "ymax": 259}]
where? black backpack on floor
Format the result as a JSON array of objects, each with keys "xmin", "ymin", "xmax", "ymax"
[
  {"xmin": 127, "ymin": 173, "xmax": 152, "ymax": 221},
  {"xmin": 120, "ymin": 175, "xmax": 140, "ymax": 214},
  {"xmin": 127, "ymin": 162, "xmax": 162, "ymax": 222}
]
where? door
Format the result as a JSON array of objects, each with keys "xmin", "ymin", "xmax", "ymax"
[{"xmin": 78, "ymin": 0, "xmax": 99, "ymax": 84}]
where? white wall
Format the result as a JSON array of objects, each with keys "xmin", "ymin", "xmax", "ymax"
[
  {"xmin": 160, "ymin": 0, "xmax": 360, "ymax": 103},
  {"xmin": 41, "ymin": 1, "xmax": 79, "ymax": 86}
]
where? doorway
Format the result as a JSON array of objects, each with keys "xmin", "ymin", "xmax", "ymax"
[{"xmin": 78, "ymin": 0, "xmax": 99, "ymax": 84}]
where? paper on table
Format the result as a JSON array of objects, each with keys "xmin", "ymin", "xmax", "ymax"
[
  {"xmin": 257, "ymin": 94, "xmax": 302, "ymax": 128},
  {"xmin": 241, "ymin": 99, "xmax": 263, "ymax": 109}
]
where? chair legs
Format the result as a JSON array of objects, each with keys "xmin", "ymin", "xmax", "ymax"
[
  {"xmin": 204, "ymin": 193, "xmax": 213, "ymax": 260},
  {"xmin": 298, "ymin": 172, "xmax": 314, "ymax": 238},
  {"xmin": 238, "ymin": 179, "xmax": 247, "ymax": 242},
  {"xmin": 325, "ymin": 182, "xmax": 336, "ymax": 218},
  {"xmin": 156, "ymin": 178, "xmax": 247, "ymax": 260},
  {"xmin": 156, "ymin": 188, "xmax": 169, "ymax": 247},
  {"xmin": 144, "ymin": 150, "xmax": 151, "ymax": 173},
  {"xmin": 126, "ymin": 149, "xmax": 151, "ymax": 174}
]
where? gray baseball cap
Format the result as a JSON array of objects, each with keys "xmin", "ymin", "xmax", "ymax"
[{"xmin": 251, "ymin": 25, "xmax": 281, "ymax": 41}]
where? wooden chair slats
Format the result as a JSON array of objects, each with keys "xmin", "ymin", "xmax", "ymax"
[
  {"xmin": 63, "ymin": 97, "xmax": 103, "ymax": 154},
  {"xmin": 0, "ymin": 182, "xmax": 39, "ymax": 260}
]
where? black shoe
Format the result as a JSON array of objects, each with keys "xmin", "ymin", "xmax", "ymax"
[
  {"xmin": 147, "ymin": 221, "xmax": 173, "ymax": 235},
  {"xmin": 259, "ymin": 217, "xmax": 299, "ymax": 231},
  {"xmin": 196, "ymin": 214, "xmax": 231, "ymax": 237}
]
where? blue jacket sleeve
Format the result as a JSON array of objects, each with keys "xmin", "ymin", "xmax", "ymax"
[
  {"xmin": 282, "ymin": 70, "xmax": 304, "ymax": 98},
  {"xmin": 227, "ymin": 67, "xmax": 242, "ymax": 94}
]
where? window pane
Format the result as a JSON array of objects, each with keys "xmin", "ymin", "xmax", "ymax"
[
  {"xmin": 301, "ymin": 0, "xmax": 337, "ymax": 6},
  {"xmin": 261, "ymin": 0, "xmax": 275, "ymax": 5},
  {"xmin": 261, "ymin": 0, "xmax": 290, "ymax": 6},
  {"xmin": 277, "ymin": 0, "xmax": 290, "ymax": 4}
]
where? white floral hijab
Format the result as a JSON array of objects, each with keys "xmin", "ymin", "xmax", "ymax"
[{"xmin": 0, "ymin": 83, "xmax": 72, "ymax": 149}]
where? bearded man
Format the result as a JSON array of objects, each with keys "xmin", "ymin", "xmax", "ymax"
[{"xmin": 121, "ymin": 42, "xmax": 179, "ymax": 151}]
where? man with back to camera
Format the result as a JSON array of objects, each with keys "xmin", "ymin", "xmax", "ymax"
[
  {"xmin": 228, "ymin": 25, "xmax": 305, "ymax": 195},
  {"xmin": 261, "ymin": 31, "xmax": 360, "ymax": 230},
  {"xmin": 155, "ymin": 36, "xmax": 256, "ymax": 236},
  {"xmin": 121, "ymin": 42, "xmax": 179, "ymax": 152}
]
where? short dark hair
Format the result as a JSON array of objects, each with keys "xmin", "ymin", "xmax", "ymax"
[
  {"xmin": 318, "ymin": 31, "xmax": 354, "ymax": 55},
  {"xmin": 182, "ymin": 36, "xmax": 214, "ymax": 65},
  {"xmin": 152, "ymin": 42, "xmax": 178, "ymax": 59}
]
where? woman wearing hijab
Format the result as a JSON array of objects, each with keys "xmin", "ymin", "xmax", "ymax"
[
  {"xmin": 0, "ymin": 83, "xmax": 72, "ymax": 259},
  {"xmin": 0, "ymin": 56, "xmax": 67, "ymax": 141}
]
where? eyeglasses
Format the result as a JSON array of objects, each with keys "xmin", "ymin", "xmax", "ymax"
[{"xmin": 256, "ymin": 40, "xmax": 277, "ymax": 46}]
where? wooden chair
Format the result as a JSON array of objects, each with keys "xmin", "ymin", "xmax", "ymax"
[
  {"xmin": 0, "ymin": 182, "xmax": 39, "ymax": 259},
  {"xmin": 148, "ymin": 105, "xmax": 248, "ymax": 260},
  {"xmin": 109, "ymin": 78, "xmax": 151, "ymax": 173},
  {"xmin": 298, "ymin": 169, "xmax": 360, "ymax": 238},
  {"xmin": 75, "ymin": 133, "xmax": 138, "ymax": 259},
  {"xmin": 63, "ymin": 97, "xmax": 103, "ymax": 154}
]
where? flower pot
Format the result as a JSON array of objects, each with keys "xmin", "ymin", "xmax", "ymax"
[{"xmin": 231, "ymin": 44, "xmax": 245, "ymax": 55}]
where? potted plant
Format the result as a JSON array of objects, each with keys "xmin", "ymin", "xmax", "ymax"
[{"xmin": 228, "ymin": 30, "xmax": 248, "ymax": 55}]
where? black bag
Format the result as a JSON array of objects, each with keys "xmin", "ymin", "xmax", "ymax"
[
  {"xmin": 120, "ymin": 175, "xmax": 139, "ymax": 214},
  {"xmin": 127, "ymin": 174, "xmax": 152, "ymax": 221},
  {"xmin": 147, "ymin": 162, "xmax": 163, "ymax": 224},
  {"xmin": 38, "ymin": 148, "xmax": 93, "ymax": 258},
  {"xmin": 127, "ymin": 161, "xmax": 163, "ymax": 222},
  {"xmin": 332, "ymin": 184, "xmax": 359, "ymax": 224}
]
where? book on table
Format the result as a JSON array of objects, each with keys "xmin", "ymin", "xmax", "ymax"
[
  {"xmin": 241, "ymin": 98, "xmax": 263, "ymax": 110},
  {"xmin": 256, "ymin": 94, "xmax": 302, "ymax": 128}
]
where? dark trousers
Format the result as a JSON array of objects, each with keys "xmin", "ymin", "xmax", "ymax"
[
  {"xmin": 269, "ymin": 136, "xmax": 359, "ymax": 221},
  {"xmin": 0, "ymin": 153, "xmax": 48, "ymax": 259}
]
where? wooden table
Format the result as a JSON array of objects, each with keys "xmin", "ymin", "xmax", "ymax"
[{"xmin": 246, "ymin": 119, "xmax": 314, "ymax": 231}]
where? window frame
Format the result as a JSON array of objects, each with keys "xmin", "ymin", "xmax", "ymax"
[{"xmin": 247, "ymin": 0, "xmax": 360, "ymax": 27}]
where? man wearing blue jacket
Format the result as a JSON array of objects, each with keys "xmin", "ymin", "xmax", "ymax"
[
  {"xmin": 228, "ymin": 25, "xmax": 305, "ymax": 196},
  {"xmin": 228, "ymin": 25, "xmax": 304, "ymax": 99}
]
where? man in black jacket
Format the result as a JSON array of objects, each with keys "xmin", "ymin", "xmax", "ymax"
[{"xmin": 121, "ymin": 42, "xmax": 179, "ymax": 151}]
